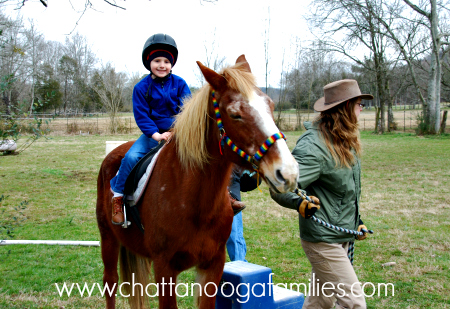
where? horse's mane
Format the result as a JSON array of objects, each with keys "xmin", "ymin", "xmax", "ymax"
[{"xmin": 173, "ymin": 62, "xmax": 257, "ymax": 170}]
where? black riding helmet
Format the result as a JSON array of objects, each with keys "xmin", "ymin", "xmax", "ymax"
[{"xmin": 142, "ymin": 33, "xmax": 178, "ymax": 71}]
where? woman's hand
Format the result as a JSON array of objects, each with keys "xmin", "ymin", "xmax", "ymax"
[
  {"xmin": 298, "ymin": 196, "xmax": 320, "ymax": 219},
  {"xmin": 357, "ymin": 225, "xmax": 368, "ymax": 240}
]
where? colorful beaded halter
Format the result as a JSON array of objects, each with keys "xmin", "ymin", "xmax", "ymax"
[{"xmin": 212, "ymin": 89, "xmax": 286, "ymax": 170}]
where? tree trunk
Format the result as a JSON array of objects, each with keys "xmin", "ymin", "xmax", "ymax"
[
  {"xmin": 386, "ymin": 80, "xmax": 395, "ymax": 131},
  {"xmin": 388, "ymin": 103, "xmax": 395, "ymax": 131},
  {"xmin": 374, "ymin": 106, "xmax": 381, "ymax": 133},
  {"xmin": 2, "ymin": 93, "xmax": 11, "ymax": 116},
  {"xmin": 439, "ymin": 110, "xmax": 448, "ymax": 134},
  {"xmin": 426, "ymin": 50, "xmax": 438, "ymax": 133}
]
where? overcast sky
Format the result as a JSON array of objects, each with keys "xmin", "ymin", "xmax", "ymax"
[{"xmin": 5, "ymin": 0, "xmax": 312, "ymax": 87}]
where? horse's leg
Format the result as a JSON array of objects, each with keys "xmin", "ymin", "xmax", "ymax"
[
  {"xmin": 100, "ymin": 228, "xmax": 121, "ymax": 309},
  {"xmin": 196, "ymin": 248, "xmax": 226, "ymax": 309},
  {"xmin": 153, "ymin": 258, "xmax": 180, "ymax": 309}
]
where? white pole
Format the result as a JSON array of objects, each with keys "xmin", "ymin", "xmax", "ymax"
[{"xmin": 0, "ymin": 240, "xmax": 100, "ymax": 247}]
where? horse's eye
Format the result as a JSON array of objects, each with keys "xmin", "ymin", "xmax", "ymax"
[{"xmin": 230, "ymin": 114, "xmax": 242, "ymax": 120}]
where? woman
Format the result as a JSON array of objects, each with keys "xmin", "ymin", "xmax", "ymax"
[{"xmin": 271, "ymin": 79, "xmax": 373, "ymax": 309}]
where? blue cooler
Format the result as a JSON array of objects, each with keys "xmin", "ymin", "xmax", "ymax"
[{"xmin": 215, "ymin": 261, "xmax": 304, "ymax": 309}]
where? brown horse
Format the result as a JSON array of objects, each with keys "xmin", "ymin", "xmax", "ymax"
[{"xmin": 96, "ymin": 55, "xmax": 299, "ymax": 309}]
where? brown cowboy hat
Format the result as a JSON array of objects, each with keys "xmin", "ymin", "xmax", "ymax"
[{"xmin": 314, "ymin": 79, "xmax": 374, "ymax": 112}]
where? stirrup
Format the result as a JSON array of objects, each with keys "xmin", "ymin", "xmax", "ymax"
[{"xmin": 121, "ymin": 204, "xmax": 131, "ymax": 228}]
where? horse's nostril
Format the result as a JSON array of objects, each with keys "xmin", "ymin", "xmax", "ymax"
[{"xmin": 276, "ymin": 169, "xmax": 285, "ymax": 183}]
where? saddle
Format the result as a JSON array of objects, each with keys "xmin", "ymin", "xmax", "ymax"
[
  {"xmin": 121, "ymin": 141, "xmax": 165, "ymax": 232},
  {"xmin": 123, "ymin": 141, "xmax": 165, "ymax": 199}
]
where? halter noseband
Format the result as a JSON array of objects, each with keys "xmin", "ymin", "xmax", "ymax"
[{"xmin": 212, "ymin": 90, "xmax": 286, "ymax": 170}]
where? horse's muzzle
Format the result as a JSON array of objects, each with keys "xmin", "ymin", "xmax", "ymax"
[{"xmin": 261, "ymin": 156, "xmax": 299, "ymax": 194}]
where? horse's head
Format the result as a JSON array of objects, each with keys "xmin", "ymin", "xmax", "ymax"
[{"xmin": 197, "ymin": 55, "xmax": 299, "ymax": 193}]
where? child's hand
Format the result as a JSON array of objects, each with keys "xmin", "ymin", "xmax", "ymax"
[{"xmin": 152, "ymin": 132, "xmax": 173, "ymax": 142}]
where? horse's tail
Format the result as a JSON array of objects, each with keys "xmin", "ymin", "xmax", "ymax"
[{"xmin": 119, "ymin": 245, "xmax": 152, "ymax": 309}]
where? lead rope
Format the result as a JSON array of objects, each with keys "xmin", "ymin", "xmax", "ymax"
[
  {"xmin": 348, "ymin": 241, "xmax": 355, "ymax": 265},
  {"xmin": 256, "ymin": 171, "xmax": 262, "ymax": 193},
  {"xmin": 295, "ymin": 189, "xmax": 373, "ymax": 265}
]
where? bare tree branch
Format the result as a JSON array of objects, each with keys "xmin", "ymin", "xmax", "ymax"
[
  {"xmin": 402, "ymin": 0, "xmax": 430, "ymax": 18},
  {"xmin": 103, "ymin": 0, "xmax": 125, "ymax": 10}
]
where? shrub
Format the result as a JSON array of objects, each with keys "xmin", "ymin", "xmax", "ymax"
[
  {"xmin": 1, "ymin": 96, "xmax": 53, "ymax": 155},
  {"xmin": 0, "ymin": 195, "xmax": 28, "ymax": 242}
]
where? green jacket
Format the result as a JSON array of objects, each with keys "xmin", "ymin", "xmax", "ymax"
[{"xmin": 270, "ymin": 121, "xmax": 361, "ymax": 243}]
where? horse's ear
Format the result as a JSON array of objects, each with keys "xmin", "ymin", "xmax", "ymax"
[
  {"xmin": 235, "ymin": 54, "xmax": 251, "ymax": 73},
  {"xmin": 197, "ymin": 61, "xmax": 227, "ymax": 91}
]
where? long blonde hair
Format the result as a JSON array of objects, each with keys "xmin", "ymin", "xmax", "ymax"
[
  {"xmin": 315, "ymin": 98, "xmax": 361, "ymax": 168},
  {"xmin": 172, "ymin": 62, "xmax": 256, "ymax": 170}
]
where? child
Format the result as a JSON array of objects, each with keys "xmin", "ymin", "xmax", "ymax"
[{"xmin": 110, "ymin": 33, "xmax": 191, "ymax": 225}]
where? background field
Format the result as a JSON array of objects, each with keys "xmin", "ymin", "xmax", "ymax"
[
  {"xmin": 1, "ymin": 131, "xmax": 449, "ymax": 308},
  {"xmin": 31, "ymin": 107, "xmax": 450, "ymax": 135}
]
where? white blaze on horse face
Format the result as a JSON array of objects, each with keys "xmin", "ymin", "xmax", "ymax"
[{"xmin": 248, "ymin": 91, "xmax": 299, "ymax": 192}]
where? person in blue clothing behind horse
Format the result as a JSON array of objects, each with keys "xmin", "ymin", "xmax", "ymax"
[
  {"xmin": 110, "ymin": 33, "xmax": 191, "ymax": 225},
  {"xmin": 227, "ymin": 166, "xmax": 261, "ymax": 261}
]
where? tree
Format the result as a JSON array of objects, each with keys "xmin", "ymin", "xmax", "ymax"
[
  {"xmin": 0, "ymin": 14, "xmax": 27, "ymax": 115},
  {"xmin": 275, "ymin": 48, "xmax": 288, "ymax": 129},
  {"xmin": 285, "ymin": 39, "xmax": 346, "ymax": 129},
  {"xmin": 63, "ymin": 33, "xmax": 97, "ymax": 113},
  {"xmin": 399, "ymin": 0, "xmax": 450, "ymax": 133},
  {"xmin": 307, "ymin": 0, "xmax": 379, "ymax": 132},
  {"xmin": 196, "ymin": 28, "xmax": 225, "ymax": 86},
  {"xmin": 35, "ymin": 63, "xmax": 62, "ymax": 113},
  {"xmin": 24, "ymin": 20, "xmax": 45, "ymax": 114},
  {"xmin": 2, "ymin": 0, "xmax": 127, "ymax": 10},
  {"xmin": 121, "ymin": 72, "xmax": 142, "ymax": 112},
  {"xmin": 311, "ymin": 0, "xmax": 450, "ymax": 134},
  {"xmin": 92, "ymin": 62, "xmax": 126, "ymax": 134},
  {"xmin": 263, "ymin": 6, "xmax": 271, "ymax": 95},
  {"xmin": 58, "ymin": 55, "xmax": 76, "ymax": 113}
]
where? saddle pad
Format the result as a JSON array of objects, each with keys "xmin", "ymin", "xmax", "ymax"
[{"xmin": 125, "ymin": 143, "xmax": 165, "ymax": 206}]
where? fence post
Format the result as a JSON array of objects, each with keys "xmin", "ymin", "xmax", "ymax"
[{"xmin": 404, "ymin": 110, "xmax": 405, "ymax": 132}]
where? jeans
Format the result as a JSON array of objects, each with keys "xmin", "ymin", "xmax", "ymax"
[
  {"xmin": 226, "ymin": 170, "xmax": 247, "ymax": 262},
  {"xmin": 226, "ymin": 211, "xmax": 247, "ymax": 262},
  {"xmin": 110, "ymin": 134, "xmax": 158, "ymax": 194}
]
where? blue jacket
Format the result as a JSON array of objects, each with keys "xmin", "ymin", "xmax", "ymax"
[{"xmin": 133, "ymin": 73, "xmax": 191, "ymax": 138}]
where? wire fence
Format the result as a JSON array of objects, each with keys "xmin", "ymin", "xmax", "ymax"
[
  {"xmin": 274, "ymin": 109, "xmax": 449, "ymax": 133},
  {"xmin": 10, "ymin": 109, "xmax": 450, "ymax": 135},
  {"xmin": 25, "ymin": 114, "xmax": 140, "ymax": 135}
]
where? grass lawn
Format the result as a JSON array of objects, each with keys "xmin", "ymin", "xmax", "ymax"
[{"xmin": 1, "ymin": 131, "xmax": 449, "ymax": 308}]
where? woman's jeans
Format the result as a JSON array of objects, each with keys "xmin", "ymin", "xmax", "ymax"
[
  {"xmin": 110, "ymin": 134, "xmax": 158, "ymax": 195},
  {"xmin": 226, "ymin": 170, "xmax": 247, "ymax": 262},
  {"xmin": 226, "ymin": 211, "xmax": 247, "ymax": 262}
]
